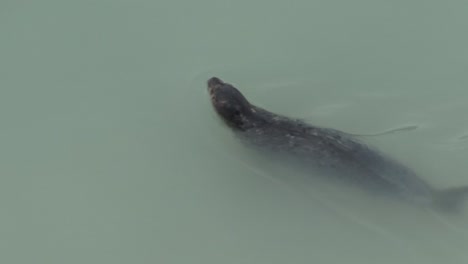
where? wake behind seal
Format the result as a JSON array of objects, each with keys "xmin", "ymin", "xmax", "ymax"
[{"xmin": 207, "ymin": 77, "xmax": 468, "ymax": 212}]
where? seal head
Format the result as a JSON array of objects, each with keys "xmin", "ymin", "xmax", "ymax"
[{"xmin": 207, "ymin": 77, "xmax": 254, "ymax": 130}]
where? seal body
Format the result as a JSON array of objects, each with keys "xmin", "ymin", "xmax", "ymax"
[{"xmin": 207, "ymin": 77, "xmax": 468, "ymax": 210}]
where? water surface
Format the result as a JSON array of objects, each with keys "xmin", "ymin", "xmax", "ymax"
[{"xmin": 1, "ymin": 0, "xmax": 468, "ymax": 263}]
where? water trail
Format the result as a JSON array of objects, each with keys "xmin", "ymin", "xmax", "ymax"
[
  {"xmin": 232, "ymin": 155, "xmax": 422, "ymax": 256},
  {"xmin": 347, "ymin": 125, "xmax": 419, "ymax": 137}
]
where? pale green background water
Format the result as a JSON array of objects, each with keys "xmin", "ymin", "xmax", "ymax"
[{"xmin": 1, "ymin": 0, "xmax": 468, "ymax": 263}]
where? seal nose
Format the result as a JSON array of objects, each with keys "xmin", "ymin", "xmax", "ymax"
[{"xmin": 207, "ymin": 77, "xmax": 224, "ymax": 90}]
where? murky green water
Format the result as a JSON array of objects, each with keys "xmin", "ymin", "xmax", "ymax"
[{"xmin": 1, "ymin": 0, "xmax": 468, "ymax": 263}]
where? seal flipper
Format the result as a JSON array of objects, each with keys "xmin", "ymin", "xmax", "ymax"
[{"xmin": 433, "ymin": 186, "xmax": 468, "ymax": 212}]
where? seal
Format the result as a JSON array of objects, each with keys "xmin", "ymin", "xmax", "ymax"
[{"xmin": 207, "ymin": 77, "xmax": 468, "ymax": 212}]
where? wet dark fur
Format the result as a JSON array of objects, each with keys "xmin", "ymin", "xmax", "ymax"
[{"xmin": 207, "ymin": 77, "xmax": 468, "ymax": 211}]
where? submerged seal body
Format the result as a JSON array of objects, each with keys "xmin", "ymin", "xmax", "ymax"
[{"xmin": 207, "ymin": 77, "xmax": 468, "ymax": 211}]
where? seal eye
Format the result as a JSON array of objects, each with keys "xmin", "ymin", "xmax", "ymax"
[
  {"xmin": 227, "ymin": 107, "xmax": 241, "ymax": 119},
  {"xmin": 229, "ymin": 110, "xmax": 246, "ymax": 129}
]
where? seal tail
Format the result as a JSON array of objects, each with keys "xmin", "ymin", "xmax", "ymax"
[{"xmin": 433, "ymin": 186, "xmax": 468, "ymax": 212}]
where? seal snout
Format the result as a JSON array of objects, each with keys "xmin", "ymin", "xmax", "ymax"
[{"xmin": 207, "ymin": 77, "xmax": 224, "ymax": 93}]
